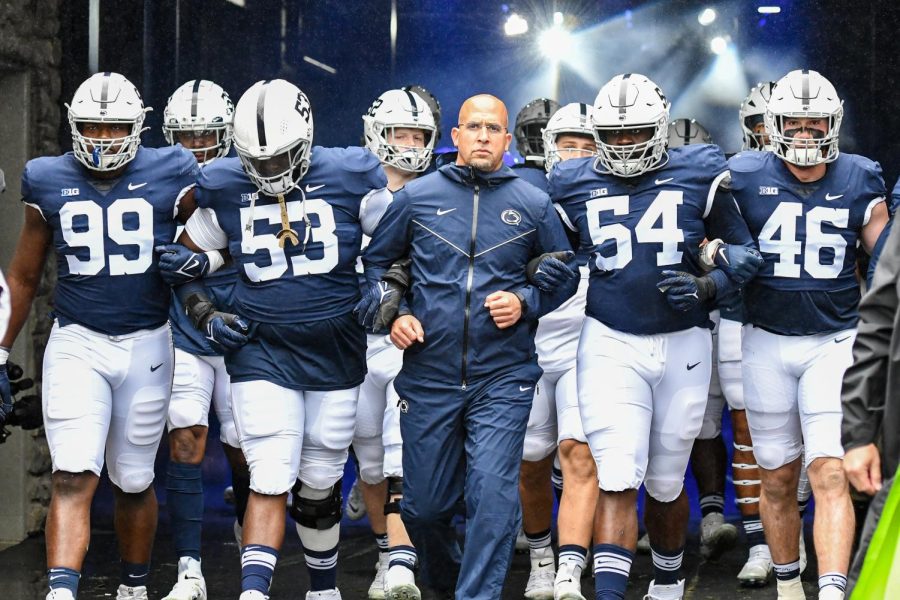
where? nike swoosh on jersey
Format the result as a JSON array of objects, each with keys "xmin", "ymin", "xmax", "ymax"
[
  {"xmin": 305, "ymin": 184, "xmax": 325, "ymax": 193},
  {"xmin": 519, "ymin": 385, "xmax": 532, "ymax": 392},
  {"xmin": 128, "ymin": 182, "xmax": 148, "ymax": 190},
  {"xmin": 436, "ymin": 208, "xmax": 457, "ymax": 216},
  {"xmin": 655, "ymin": 177, "xmax": 674, "ymax": 185},
  {"xmin": 825, "ymin": 193, "xmax": 844, "ymax": 201}
]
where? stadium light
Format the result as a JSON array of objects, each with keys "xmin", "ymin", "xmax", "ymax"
[
  {"xmin": 710, "ymin": 35, "xmax": 728, "ymax": 55},
  {"xmin": 698, "ymin": 8, "xmax": 717, "ymax": 26},
  {"xmin": 553, "ymin": 11, "xmax": 564, "ymax": 25},
  {"xmin": 505, "ymin": 13, "xmax": 529, "ymax": 36},
  {"xmin": 758, "ymin": 6, "xmax": 781, "ymax": 14},
  {"xmin": 538, "ymin": 24, "xmax": 573, "ymax": 63}
]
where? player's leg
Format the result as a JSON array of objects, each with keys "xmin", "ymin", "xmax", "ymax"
[
  {"xmin": 578, "ymin": 319, "xmax": 653, "ymax": 600},
  {"xmin": 163, "ymin": 348, "xmax": 215, "ymax": 600},
  {"xmin": 742, "ymin": 325, "xmax": 805, "ymax": 599},
  {"xmin": 231, "ymin": 379, "xmax": 305, "ymax": 599},
  {"xmin": 353, "ymin": 340, "xmax": 392, "ymax": 599},
  {"xmin": 692, "ymin": 363, "xmax": 736, "ymax": 560},
  {"xmin": 456, "ymin": 364, "xmax": 538, "ymax": 600},
  {"xmin": 207, "ymin": 355, "xmax": 250, "ymax": 549},
  {"xmin": 293, "ymin": 386, "xmax": 359, "ymax": 598},
  {"xmin": 520, "ymin": 370, "xmax": 560, "ymax": 600},
  {"xmin": 381, "ymin": 375, "xmax": 420, "ymax": 600},
  {"xmin": 42, "ymin": 323, "xmax": 112, "ymax": 599},
  {"xmin": 800, "ymin": 331, "xmax": 857, "ymax": 600},
  {"xmin": 643, "ymin": 326, "xmax": 712, "ymax": 600},
  {"xmin": 554, "ymin": 367, "xmax": 595, "ymax": 599},
  {"xmin": 105, "ymin": 324, "xmax": 174, "ymax": 600}
]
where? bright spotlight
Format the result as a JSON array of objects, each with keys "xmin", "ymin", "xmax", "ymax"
[
  {"xmin": 710, "ymin": 35, "xmax": 728, "ymax": 55},
  {"xmin": 553, "ymin": 11, "xmax": 564, "ymax": 25},
  {"xmin": 758, "ymin": 6, "xmax": 782, "ymax": 13},
  {"xmin": 698, "ymin": 8, "xmax": 717, "ymax": 26},
  {"xmin": 538, "ymin": 25, "xmax": 573, "ymax": 62},
  {"xmin": 504, "ymin": 13, "xmax": 528, "ymax": 36}
]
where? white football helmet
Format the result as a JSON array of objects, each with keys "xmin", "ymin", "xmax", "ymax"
[
  {"xmin": 363, "ymin": 89, "xmax": 436, "ymax": 173},
  {"xmin": 765, "ymin": 69, "xmax": 843, "ymax": 166},
  {"xmin": 592, "ymin": 73, "xmax": 670, "ymax": 177},
  {"xmin": 163, "ymin": 79, "xmax": 234, "ymax": 165},
  {"xmin": 66, "ymin": 72, "xmax": 149, "ymax": 172},
  {"xmin": 740, "ymin": 81, "xmax": 775, "ymax": 151},
  {"xmin": 667, "ymin": 118, "xmax": 712, "ymax": 148},
  {"xmin": 542, "ymin": 102, "xmax": 598, "ymax": 172},
  {"xmin": 514, "ymin": 98, "xmax": 561, "ymax": 162},
  {"xmin": 232, "ymin": 79, "xmax": 314, "ymax": 196}
]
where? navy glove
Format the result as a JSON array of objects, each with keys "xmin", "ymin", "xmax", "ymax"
[
  {"xmin": 355, "ymin": 258, "xmax": 411, "ymax": 333},
  {"xmin": 203, "ymin": 312, "xmax": 250, "ymax": 352},
  {"xmin": 657, "ymin": 270, "xmax": 717, "ymax": 312},
  {"xmin": 0, "ymin": 364, "xmax": 11, "ymax": 427},
  {"xmin": 526, "ymin": 251, "xmax": 577, "ymax": 292},
  {"xmin": 156, "ymin": 244, "xmax": 211, "ymax": 285},
  {"xmin": 711, "ymin": 243, "xmax": 764, "ymax": 285}
]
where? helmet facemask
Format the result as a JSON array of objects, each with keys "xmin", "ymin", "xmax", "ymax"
[
  {"xmin": 593, "ymin": 119, "xmax": 668, "ymax": 178},
  {"xmin": 766, "ymin": 111, "xmax": 841, "ymax": 166},
  {"xmin": 371, "ymin": 123, "xmax": 435, "ymax": 173},
  {"xmin": 165, "ymin": 123, "xmax": 232, "ymax": 165},
  {"xmin": 69, "ymin": 116, "xmax": 146, "ymax": 172},
  {"xmin": 237, "ymin": 138, "xmax": 311, "ymax": 197}
]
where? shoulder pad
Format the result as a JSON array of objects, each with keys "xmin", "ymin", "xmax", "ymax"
[
  {"xmin": 727, "ymin": 151, "xmax": 768, "ymax": 174},
  {"xmin": 670, "ymin": 143, "xmax": 727, "ymax": 173}
]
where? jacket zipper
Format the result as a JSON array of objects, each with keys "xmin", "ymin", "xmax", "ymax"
[{"xmin": 461, "ymin": 182, "xmax": 480, "ymax": 390}]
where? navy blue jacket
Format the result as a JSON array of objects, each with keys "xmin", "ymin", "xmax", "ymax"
[{"xmin": 363, "ymin": 163, "xmax": 577, "ymax": 387}]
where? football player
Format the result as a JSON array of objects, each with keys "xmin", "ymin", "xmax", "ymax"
[
  {"xmin": 739, "ymin": 82, "xmax": 776, "ymax": 151},
  {"xmin": 548, "ymin": 73, "xmax": 762, "ymax": 600},
  {"xmin": 512, "ymin": 98, "xmax": 561, "ymax": 191},
  {"xmin": 1, "ymin": 72, "xmax": 200, "ymax": 600},
  {"xmin": 730, "ymin": 69, "xmax": 888, "ymax": 600},
  {"xmin": 155, "ymin": 79, "xmax": 245, "ymax": 600},
  {"xmin": 518, "ymin": 102, "xmax": 598, "ymax": 600},
  {"xmin": 353, "ymin": 88, "xmax": 436, "ymax": 600},
  {"xmin": 167, "ymin": 79, "xmax": 389, "ymax": 600}
]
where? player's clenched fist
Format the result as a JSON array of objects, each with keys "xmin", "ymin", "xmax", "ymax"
[{"xmin": 391, "ymin": 314, "xmax": 425, "ymax": 349}]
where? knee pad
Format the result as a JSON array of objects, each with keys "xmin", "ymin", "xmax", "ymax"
[
  {"xmin": 353, "ymin": 436, "xmax": 386, "ymax": 485},
  {"xmin": 108, "ymin": 457, "xmax": 155, "ymax": 494},
  {"xmin": 522, "ymin": 428, "xmax": 557, "ymax": 462},
  {"xmin": 753, "ymin": 442, "xmax": 802, "ymax": 471},
  {"xmin": 384, "ymin": 477, "xmax": 403, "ymax": 515},
  {"xmin": 644, "ymin": 476, "xmax": 684, "ymax": 503},
  {"xmin": 289, "ymin": 480, "xmax": 343, "ymax": 530}
]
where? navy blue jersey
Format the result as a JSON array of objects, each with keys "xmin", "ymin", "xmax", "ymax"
[
  {"xmin": 22, "ymin": 147, "xmax": 198, "ymax": 335},
  {"xmin": 730, "ymin": 151, "xmax": 886, "ymax": 334},
  {"xmin": 549, "ymin": 144, "xmax": 752, "ymax": 335},
  {"xmin": 511, "ymin": 164, "xmax": 550, "ymax": 193},
  {"xmin": 193, "ymin": 146, "xmax": 387, "ymax": 324}
]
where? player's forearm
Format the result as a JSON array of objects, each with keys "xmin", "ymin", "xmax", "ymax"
[{"xmin": 1, "ymin": 268, "xmax": 41, "ymax": 349}]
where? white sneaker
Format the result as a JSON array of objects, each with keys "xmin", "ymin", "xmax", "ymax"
[
  {"xmin": 636, "ymin": 532, "xmax": 651, "ymax": 554},
  {"xmin": 644, "ymin": 579, "xmax": 684, "ymax": 600},
  {"xmin": 116, "ymin": 585, "xmax": 149, "ymax": 600},
  {"xmin": 515, "ymin": 527, "xmax": 529, "ymax": 553},
  {"xmin": 384, "ymin": 564, "xmax": 421, "ymax": 600},
  {"xmin": 554, "ymin": 560, "xmax": 586, "ymax": 600},
  {"xmin": 699, "ymin": 512, "xmax": 738, "ymax": 559},
  {"xmin": 525, "ymin": 546, "xmax": 556, "ymax": 599},
  {"xmin": 818, "ymin": 587, "xmax": 844, "ymax": 600},
  {"xmin": 799, "ymin": 530, "xmax": 807, "ymax": 574},
  {"xmin": 737, "ymin": 544, "xmax": 772, "ymax": 587},
  {"xmin": 239, "ymin": 592, "xmax": 269, "ymax": 600},
  {"xmin": 368, "ymin": 553, "xmax": 389, "ymax": 599},
  {"xmin": 163, "ymin": 557, "xmax": 207, "ymax": 600},
  {"xmin": 306, "ymin": 589, "xmax": 342, "ymax": 599},
  {"xmin": 46, "ymin": 591, "xmax": 75, "ymax": 600},
  {"xmin": 345, "ymin": 479, "xmax": 366, "ymax": 520},
  {"xmin": 775, "ymin": 578, "xmax": 806, "ymax": 600}
]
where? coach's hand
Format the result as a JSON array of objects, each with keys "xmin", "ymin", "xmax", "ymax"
[
  {"xmin": 202, "ymin": 312, "xmax": 250, "ymax": 352},
  {"xmin": 391, "ymin": 315, "xmax": 424, "ymax": 350},
  {"xmin": 156, "ymin": 244, "xmax": 211, "ymax": 285},
  {"xmin": 844, "ymin": 443, "xmax": 882, "ymax": 496},
  {"xmin": 485, "ymin": 291, "xmax": 522, "ymax": 329}
]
